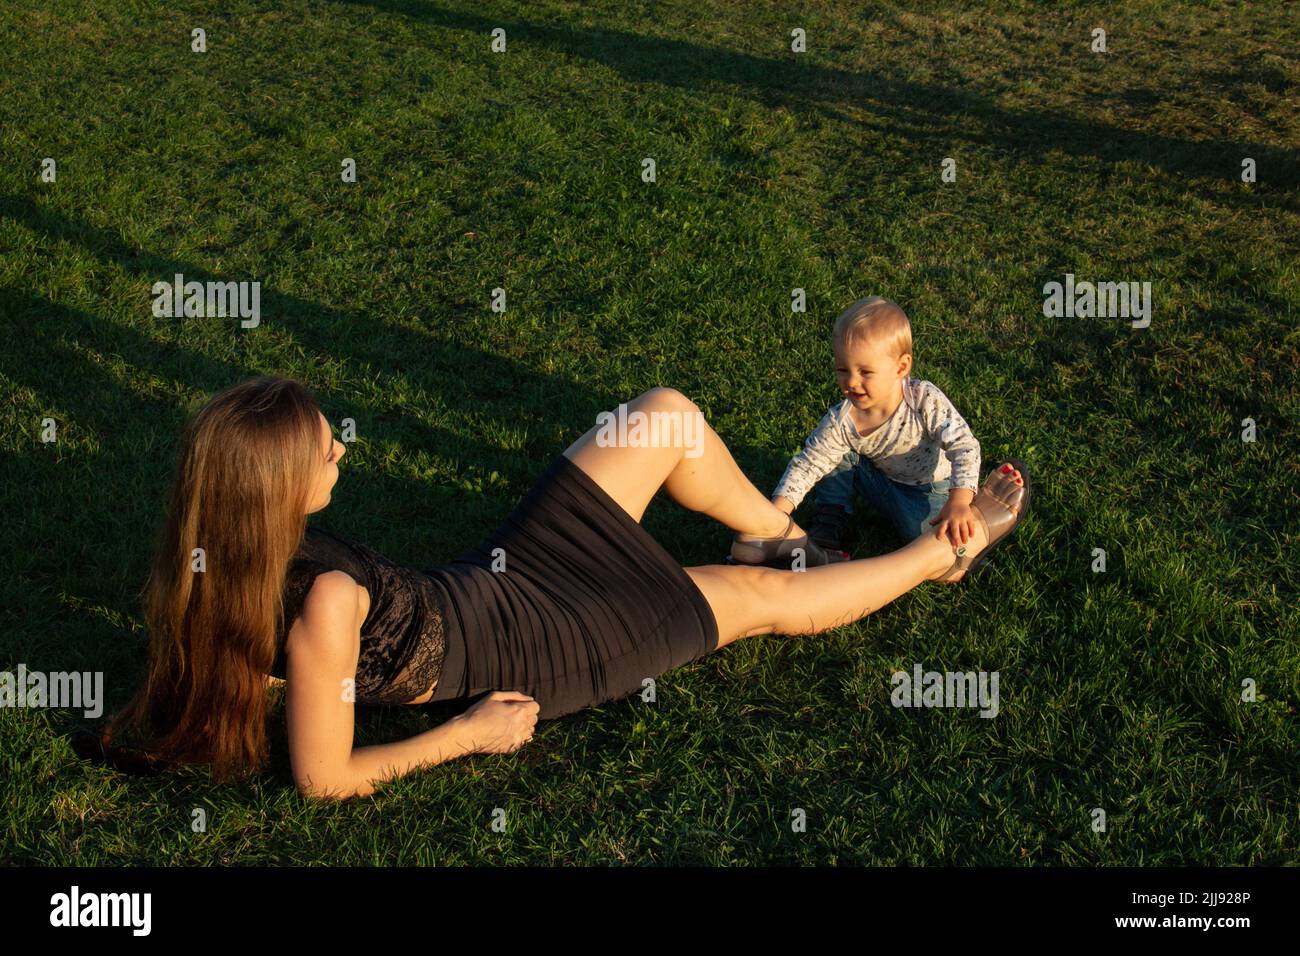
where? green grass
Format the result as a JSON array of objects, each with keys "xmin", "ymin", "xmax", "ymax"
[{"xmin": 1, "ymin": 0, "xmax": 1297, "ymax": 864}]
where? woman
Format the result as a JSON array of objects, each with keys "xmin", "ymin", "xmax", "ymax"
[{"xmin": 103, "ymin": 377, "xmax": 1028, "ymax": 800}]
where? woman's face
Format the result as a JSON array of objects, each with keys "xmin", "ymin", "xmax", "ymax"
[{"xmin": 305, "ymin": 412, "xmax": 346, "ymax": 514}]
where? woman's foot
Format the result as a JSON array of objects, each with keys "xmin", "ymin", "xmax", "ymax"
[
  {"xmin": 731, "ymin": 513, "xmax": 845, "ymax": 567},
  {"xmin": 925, "ymin": 463, "xmax": 1026, "ymax": 583}
]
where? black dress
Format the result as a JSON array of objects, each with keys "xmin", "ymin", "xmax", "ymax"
[
  {"xmin": 271, "ymin": 527, "xmax": 448, "ymax": 706},
  {"xmin": 273, "ymin": 453, "xmax": 720, "ymax": 720}
]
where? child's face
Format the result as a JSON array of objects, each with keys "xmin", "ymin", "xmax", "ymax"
[{"xmin": 834, "ymin": 337, "xmax": 910, "ymax": 413}]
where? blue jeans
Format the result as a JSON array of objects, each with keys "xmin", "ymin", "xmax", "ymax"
[{"xmin": 814, "ymin": 452, "xmax": 951, "ymax": 541}]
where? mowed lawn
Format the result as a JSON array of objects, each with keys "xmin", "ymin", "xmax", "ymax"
[{"xmin": 1, "ymin": 0, "xmax": 1296, "ymax": 864}]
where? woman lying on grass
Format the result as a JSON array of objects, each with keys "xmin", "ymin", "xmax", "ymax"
[{"xmin": 101, "ymin": 377, "xmax": 1028, "ymax": 800}]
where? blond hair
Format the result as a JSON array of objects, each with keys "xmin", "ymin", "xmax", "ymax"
[
  {"xmin": 832, "ymin": 296, "xmax": 913, "ymax": 362},
  {"xmin": 107, "ymin": 377, "xmax": 323, "ymax": 782}
]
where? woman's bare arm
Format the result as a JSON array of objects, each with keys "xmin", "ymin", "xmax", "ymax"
[{"xmin": 284, "ymin": 571, "xmax": 482, "ymax": 800}]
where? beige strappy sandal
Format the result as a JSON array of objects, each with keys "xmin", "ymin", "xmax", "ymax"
[
  {"xmin": 730, "ymin": 514, "xmax": 849, "ymax": 569},
  {"xmin": 935, "ymin": 458, "xmax": 1031, "ymax": 583}
]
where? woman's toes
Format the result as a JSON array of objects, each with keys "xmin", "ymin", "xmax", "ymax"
[{"xmin": 984, "ymin": 467, "xmax": 1021, "ymax": 504}]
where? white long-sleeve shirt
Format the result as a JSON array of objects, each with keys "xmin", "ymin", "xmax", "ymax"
[{"xmin": 772, "ymin": 378, "xmax": 982, "ymax": 508}]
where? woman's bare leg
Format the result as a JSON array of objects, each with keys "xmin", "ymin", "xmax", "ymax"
[
  {"xmin": 683, "ymin": 533, "xmax": 963, "ymax": 650},
  {"xmin": 563, "ymin": 386, "xmax": 798, "ymax": 539},
  {"xmin": 684, "ymin": 465, "xmax": 1023, "ymax": 648},
  {"xmin": 562, "ymin": 386, "xmax": 1022, "ymax": 650}
]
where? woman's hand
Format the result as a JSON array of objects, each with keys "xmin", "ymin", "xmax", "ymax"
[{"xmin": 459, "ymin": 691, "xmax": 540, "ymax": 755}]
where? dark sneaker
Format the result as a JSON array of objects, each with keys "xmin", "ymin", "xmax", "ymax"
[{"xmin": 807, "ymin": 504, "xmax": 852, "ymax": 551}]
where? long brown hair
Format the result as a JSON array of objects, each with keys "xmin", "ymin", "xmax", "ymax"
[{"xmin": 104, "ymin": 376, "xmax": 323, "ymax": 782}]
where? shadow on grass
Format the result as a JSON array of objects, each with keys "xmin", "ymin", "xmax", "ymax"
[{"xmin": 340, "ymin": 1, "xmax": 1299, "ymax": 211}]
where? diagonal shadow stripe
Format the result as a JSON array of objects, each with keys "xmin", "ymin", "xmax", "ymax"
[{"xmin": 337, "ymin": 0, "xmax": 1300, "ymax": 198}]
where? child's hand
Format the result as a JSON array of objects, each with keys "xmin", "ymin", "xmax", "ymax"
[{"xmin": 929, "ymin": 500, "xmax": 976, "ymax": 549}]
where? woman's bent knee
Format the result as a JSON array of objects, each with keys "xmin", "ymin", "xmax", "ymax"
[{"xmin": 638, "ymin": 386, "xmax": 698, "ymax": 416}]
